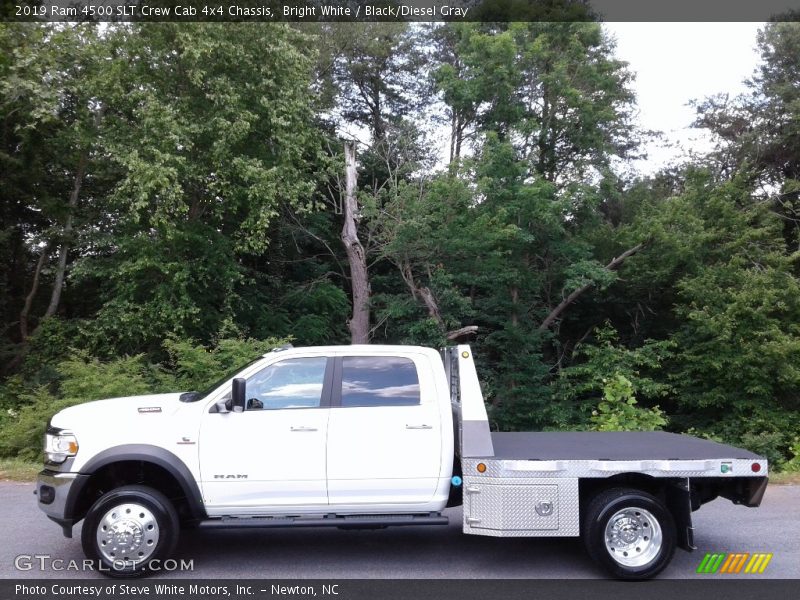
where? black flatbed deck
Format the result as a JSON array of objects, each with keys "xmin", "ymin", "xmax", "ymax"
[{"xmin": 489, "ymin": 431, "xmax": 762, "ymax": 461}]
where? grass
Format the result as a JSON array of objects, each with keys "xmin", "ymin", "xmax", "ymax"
[
  {"xmin": 0, "ymin": 458, "xmax": 40, "ymax": 482},
  {"xmin": 767, "ymin": 470, "xmax": 800, "ymax": 485}
]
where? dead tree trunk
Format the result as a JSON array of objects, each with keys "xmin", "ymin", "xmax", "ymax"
[
  {"xmin": 45, "ymin": 151, "xmax": 88, "ymax": 319},
  {"xmin": 398, "ymin": 260, "xmax": 445, "ymax": 329},
  {"xmin": 342, "ymin": 141, "xmax": 370, "ymax": 344},
  {"xmin": 538, "ymin": 243, "xmax": 645, "ymax": 331},
  {"xmin": 19, "ymin": 243, "xmax": 50, "ymax": 341},
  {"xmin": 398, "ymin": 259, "xmax": 478, "ymax": 342}
]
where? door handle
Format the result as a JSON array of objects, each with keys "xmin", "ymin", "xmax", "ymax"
[
  {"xmin": 405, "ymin": 424, "xmax": 433, "ymax": 430},
  {"xmin": 290, "ymin": 426, "xmax": 318, "ymax": 432}
]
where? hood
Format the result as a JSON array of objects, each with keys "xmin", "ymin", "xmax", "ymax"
[{"xmin": 50, "ymin": 392, "xmax": 186, "ymax": 429}]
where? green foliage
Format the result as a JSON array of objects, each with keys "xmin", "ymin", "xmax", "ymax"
[
  {"xmin": 0, "ymin": 385, "xmax": 64, "ymax": 461},
  {"xmin": 589, "ymin": 373, "xmax": 667, "ymax": 432},
  {"xmin": 75, "ymin": 225, "xmax": 244, "ymax": 355},
  {"xmin": 554, "ymin": 325, "xmax": 674, "ymax": 425},
  {"xmin": 162, "ymin": 335, "xmax": 288, "ymax": 392},
  {"xmin": 0, "ymin": 351, "xmax": 159, "ymax": 460},
  {"xmin": 687, "ymin": 407, "xmax": 800, "ymax": 470},
  {"xmin": 783, "ymin": 438, "xmax": 800, "ymax": 473},
  {"xmin": 3, "ymin": 21, "xmax": 800, "ymax": 472},
  {"xmin": 0, "ymin": 335, "xmax": 290, "ymax": 459}
]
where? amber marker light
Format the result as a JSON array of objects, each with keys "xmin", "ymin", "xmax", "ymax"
[{"xmin": 477, "ymin": 463, "xmax": 487, "ymax": 473}]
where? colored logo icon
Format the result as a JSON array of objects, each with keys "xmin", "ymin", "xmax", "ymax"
[{"xmin": 696, "ymin": 552, "xmax": 773, "ymax": 574}]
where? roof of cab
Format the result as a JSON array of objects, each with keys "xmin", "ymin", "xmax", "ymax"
[{"xmin": 261, "ymin": 344, "xmax": 439, "ymax": 358}]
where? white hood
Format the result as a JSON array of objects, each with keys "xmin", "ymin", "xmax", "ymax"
[{"xmin": 50, "ymin": 392, "xmax": 185, "ymax": 429}]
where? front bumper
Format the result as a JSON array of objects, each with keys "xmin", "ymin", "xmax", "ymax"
[{"xmin": 35, "ymin": 469, "xmax": 89, "ymax": 538}]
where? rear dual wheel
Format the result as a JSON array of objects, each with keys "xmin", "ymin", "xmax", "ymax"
[{"xmin": 583, "ymin": 487, "xmax": 676, "ymax": 580}]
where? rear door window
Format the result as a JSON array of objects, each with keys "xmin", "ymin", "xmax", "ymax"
[{"xmin": 340, "ymin": 356, "xmax": 420, "ymax": 407}]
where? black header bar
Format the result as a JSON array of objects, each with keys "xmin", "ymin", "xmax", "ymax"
[
  {"xmin": 3, "ymin": 0, "xmax": 800, "ymax": 23},
  {"xmin": 2, "ymin": 579, "xmax": 800, "ymax": 600}
]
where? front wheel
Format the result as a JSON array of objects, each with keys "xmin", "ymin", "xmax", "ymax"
[
  {"xmin": 583, "ymin": 487, "xmax": 676, "ymax": 580},
  {"xmin": 81, "ymin": 485, "xmax": 179, "ymax": 578}
]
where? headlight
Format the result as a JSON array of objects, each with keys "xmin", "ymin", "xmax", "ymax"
[{"xmin": 44, "ymin": 426, "xmax": 79, "ymax": 464}]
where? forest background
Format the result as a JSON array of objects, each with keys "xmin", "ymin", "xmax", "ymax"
[{"xmin": 1, "ymin": 8, "xmax": 799, "ymax": 472}]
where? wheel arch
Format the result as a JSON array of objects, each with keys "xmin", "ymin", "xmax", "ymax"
[
  {"xmin": 66, "ymin": 445, "xmax": 207, "ymax": 523},
  {"xmin": 579, "ymin": 473, "xmax": 694, "ymax": 552},
  {"xmin": 582, "ymin": 485, "xmax": 678, "ymax": 579}
]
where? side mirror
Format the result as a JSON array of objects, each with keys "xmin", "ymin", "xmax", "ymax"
[{"xmin": 231, "ymin": 378, "xmax": 246, "ymax": 413}]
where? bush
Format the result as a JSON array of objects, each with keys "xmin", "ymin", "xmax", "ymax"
[
  {"xmin": 683, "ymin": 407, "xmax": 800, "ymax": 469},
  {"xmin": 162, "ymin": 335, "xmax": 289, "ymax": 391},
  {"xmin": 553, "ymin": 324, "xmax": 674, "ymax": 428},
  {"xmin": 589, "ymin": 373, "xmax": 668, "ymax": 432},
  {"xmin": 783, "ymin": 438, "xmax": 800, "ymax": 473},
  {"xmin": 0, "ymin": 386, "xmax": 69, "ymax": 461},
  {"xmin": 0, "ymin": 335, "xmax": 290, "ymax": 460}
]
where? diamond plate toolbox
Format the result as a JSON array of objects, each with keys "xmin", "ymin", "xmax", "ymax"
[{"xmin": 463, "ymin": 477, "xmax": 579, "ymax": 537}]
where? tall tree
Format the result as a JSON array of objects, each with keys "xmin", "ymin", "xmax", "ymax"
[
  {"xmin": 695, "ymin": 20, "xmax": 800, "ymax": 252},
  {"xmin": 327, "ymin": 22, "xmax": 424, "ymax": 144},
  {"xmin": 0, "ymin": 24, "xmax": 114, "ymax": 364},
  {"xmin": 73, "ymin": 23, "xmax": 323, "ymax": 353}
]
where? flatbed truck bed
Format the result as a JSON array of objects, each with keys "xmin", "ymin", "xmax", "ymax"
[{"xmin": 489, "ymin": 431, "xmax": 763, "ymax": 461}]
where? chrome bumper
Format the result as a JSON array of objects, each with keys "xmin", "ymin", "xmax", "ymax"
[{"xmin": 35, "ymin": 469, "xmax": 87, "ymax": 538}]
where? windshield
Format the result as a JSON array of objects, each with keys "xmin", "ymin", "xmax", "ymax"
[{"xmin": 181, "ymin": 357, "xmax": 263, "ymax": 402}]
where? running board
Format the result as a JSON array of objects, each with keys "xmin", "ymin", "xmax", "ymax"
[{"xmin": 199, "ymin": 513, "xmax": 449, "ymax": 530}]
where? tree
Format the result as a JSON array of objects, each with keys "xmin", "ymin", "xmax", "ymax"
[
  {"xmin": 695, "ymin": 21, "xmax": 800, "ymax": 252},
  {"xmin": 433, "ymin": 22, "xmax": 638, "ymax": 182},
  {"xmin": 326, "ymin": 22, "xmax": 424, "ymax": 144},
  {"xmin": 341, "ymin": 141, "xmax": 369, "ymax": 343},
  {"xmin": 600, "ymin": 169, "xmax": 800, "ymax": 459},
  {"xmin": 0, "ymin": 24, "xmax": 115, "ymax": 369},
  {"xmin": 72, "ymin": 23, "xmax": 324, "ymax": 353}
]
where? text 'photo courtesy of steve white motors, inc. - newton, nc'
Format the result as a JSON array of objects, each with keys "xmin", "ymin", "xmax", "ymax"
[
  {"xmin": 13, "ymin": 3, "xmax": 471, "ymax": 19},
  {"xmin": 14, "ymin": 583, "xmax": 339, "ymax": 598}
]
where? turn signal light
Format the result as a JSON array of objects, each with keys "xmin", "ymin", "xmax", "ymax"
[{"xmin": 477, "ymin": 462, "xmax": 487, "ymax": 473}]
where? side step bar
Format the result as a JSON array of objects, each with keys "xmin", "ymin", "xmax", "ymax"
[{"xmin": 199, "ymin": 513, "xmax": 449, "ymax": 530}]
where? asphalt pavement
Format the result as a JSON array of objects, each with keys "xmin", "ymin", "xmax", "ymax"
[{"xmin": 0, "ymin": 481, "xmax": 797, "ymax": 579}]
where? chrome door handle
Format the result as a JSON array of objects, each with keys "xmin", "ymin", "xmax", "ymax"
[
  {"xmin": 405, "ymin": 424, "xmax": 433, "ymax": 430},
  {"xmin": 290, "ymin": 426, "xmax": 318, "ymax": 432}
]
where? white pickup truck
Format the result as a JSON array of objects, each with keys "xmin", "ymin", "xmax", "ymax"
[{"xmin": 36, "ymin": 344, "xmax": 768, "ymax": 579}]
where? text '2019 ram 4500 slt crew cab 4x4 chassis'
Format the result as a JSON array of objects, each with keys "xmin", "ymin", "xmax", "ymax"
[{"xmin": 36, "ymin": 345, "xmax": 768, "ymax": 579}]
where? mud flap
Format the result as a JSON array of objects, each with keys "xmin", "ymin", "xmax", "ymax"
[
  {"xmin": 666, "ymin": 478, "xmax": 695, "ymax": 551},
  {"xmin": 737, "ymin": 476, "xmax": 768, "ymax": 507}
]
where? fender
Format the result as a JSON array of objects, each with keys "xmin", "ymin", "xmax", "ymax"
[{"xmin": 65, "ymin": 444, "xmax": 207, "ymax": 521}]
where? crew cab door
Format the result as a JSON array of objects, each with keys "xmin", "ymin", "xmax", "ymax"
[
  {"xmin": 199, "ymin": 355, "xmax": 332, "ymax": 513},
  {"xmin": 326, "ymin": 353, "xmax": 442, "ymax": 506}
]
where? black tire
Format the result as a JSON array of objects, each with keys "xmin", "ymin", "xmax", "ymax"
[
  {"xmin": 583, "ymin": 487, "xmax": 676, "ymax": 580},
  {"xmin": 81, "ymin": 485, "xmax": 179, "ymax": 578}
]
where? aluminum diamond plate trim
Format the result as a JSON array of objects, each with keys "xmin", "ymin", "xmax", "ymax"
[
  {"xmin": 467, "ymin": 484, "xmax": 558, "ymax": 531},
  {"xmin": 462, "ymin": 458, "xmax": 766, "ymax": 480},
  {"xmin": 462, "ymin": 477, "xmax": 579, "ymax": 538}
]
